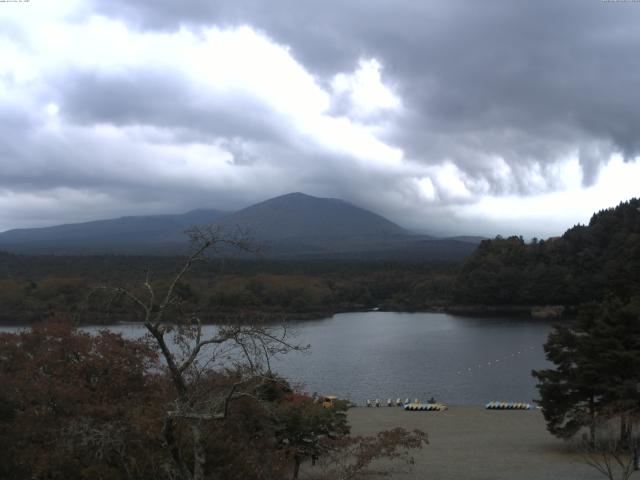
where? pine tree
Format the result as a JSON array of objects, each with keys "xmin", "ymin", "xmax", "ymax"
[{"xmin": 533, "ymin": 297, "xmax": 640, "ymax": 445}]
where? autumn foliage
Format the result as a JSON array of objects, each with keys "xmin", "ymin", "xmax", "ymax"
[
  {"xmin": 0, "ymin": 319, "xmax": 426, "ymax": 479},
  {"xmin": 0, "ymin": 318, "xmax": 167, "ymax": 479}
]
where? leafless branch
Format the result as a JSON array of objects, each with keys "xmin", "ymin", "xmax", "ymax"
[
  {"xmin": 98, "ymin": 226, "xmax": 301, "ymax": 480},
  {"xmin": 577, "ymin": 416, "xmax": 640, "ymax": 480}
]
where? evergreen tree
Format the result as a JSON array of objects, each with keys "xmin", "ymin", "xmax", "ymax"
[
  {"xmin": 454, "ymin": 197, "xmax": 640, "ymax": 306},
  {"xmin": 533, "ymin": 297, "xmax": 640, "ymax": 444}
]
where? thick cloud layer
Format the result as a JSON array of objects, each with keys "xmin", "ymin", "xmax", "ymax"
[{"xmin": 0, "ymin": 1, "xmax": 639, "ymax": 236}]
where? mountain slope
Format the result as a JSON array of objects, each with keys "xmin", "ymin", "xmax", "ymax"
[
  {"xmin": 0, "ymin": 209, "xmax": 227, "ymax": 253},
  {"xmin": 214, "ymin": 192, "xmax": 407, "ymax": 240}
]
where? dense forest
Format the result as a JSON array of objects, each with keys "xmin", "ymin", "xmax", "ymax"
[
  {"xmin": 0, "ymin": 254, "xmax": 457, "ymax": 324},
  {"xmin": 452, "ymin": 198, "xmax": 640, "ymax": 307}
]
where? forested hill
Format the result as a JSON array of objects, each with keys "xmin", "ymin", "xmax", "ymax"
[{"xmin": 451, "ymin": 198, "xmax": 640, "ymax": 306}]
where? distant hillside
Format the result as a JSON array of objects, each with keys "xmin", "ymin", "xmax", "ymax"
[
  {"xmin": 444, "ymin": 236, "xmax": 486, "ymax": 244},
  {"xmin": 0, "ymin": 192, "xmax": 477, "ymax": 261},
  {"xmin": 0, "ymin": 209, "xmax": 227, "ymax": 254},
  {"xmin": 451, "ymin": 198, "xmax": 640, "ymax": 306}
]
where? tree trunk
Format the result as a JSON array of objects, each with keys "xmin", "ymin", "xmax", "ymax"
[
  {"xmin": 292, "ymin": 455, "xmax": 301, "ymax": 480},
  {"xmin": 620, "ymin": 416, "xmax": 630, "ymax": 449},
  {"xmin": 589, "ymin": 396, "xmax": 597, "ymax": 448},
  {"xmin": 163, "ymin": 416, "xmax": 192, "ymax": 480},
  {"xmin": 192, "ymin": 422, "xmax": 206, "ymax": 480}
]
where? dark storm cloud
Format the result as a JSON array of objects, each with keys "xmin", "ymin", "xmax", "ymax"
[
  {"xmin": 2, "ymin": 1, "xmax": 639, "ymax": 236},
  {"xmin": 59, "ymin": 70, "xmax": 289, "ymax": 145},
  {"xmin": 91, "ymin": 0, "xmax": 640, "ymax": 191}
]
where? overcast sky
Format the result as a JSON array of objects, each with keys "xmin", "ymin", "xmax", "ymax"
[{"xmin": 1, "ymin": 1, "xmax": 639, "ymax": 237}]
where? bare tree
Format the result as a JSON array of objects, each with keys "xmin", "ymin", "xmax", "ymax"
[
  {"xmin": 578, "ymin": 414, "xmax": 640, "ymax": 480},
  {"xmin": 107, "ymin": 225, "xmax": 306, "ymax": 480},
  {"xmin": 306, "ymin": 428, "xmax": 428, "ymax": 480}
]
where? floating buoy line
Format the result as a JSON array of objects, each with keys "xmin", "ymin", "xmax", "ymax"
[{"xmin": 455, "ymin": 345, "xmax": 538, "ymax": 376}]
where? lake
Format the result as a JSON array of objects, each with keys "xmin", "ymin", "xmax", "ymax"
[
  {"xmin": 1, "ymin": 311, "xmax": 554, "ymax": 405},
  {"xmin": 273, "ymin": 312, "xmax": 554, "ymax": 405}
]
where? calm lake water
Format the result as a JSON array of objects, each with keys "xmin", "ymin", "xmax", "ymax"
[{"xmin": 1, "ymin": 312, "xmax": 554, "ymax": 405}]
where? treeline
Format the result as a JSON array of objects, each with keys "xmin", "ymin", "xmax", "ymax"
[
  {"xmin": 0, "ymin": 258, "xmax": 457, "ymax": 324},
  {"xmin": 452, "ymin": 198, "xmax": 640, "ymax": 306}
]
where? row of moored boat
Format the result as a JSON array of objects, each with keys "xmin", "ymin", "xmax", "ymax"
[
  {"xmin": 485, "ymin": 401, "xmax": 532, "ymax": 410},
  {"xmin": 404, "ymin": 402, "xmax": 448, "ymax": 411},
  {"xmin": 362, "ymin": 399, "xmax": 534, "ymax": 411}
]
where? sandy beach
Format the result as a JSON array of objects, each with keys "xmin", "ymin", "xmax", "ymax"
[{"xmin": 345, "ymin": 406, "xmax": 606, "ymax": 480}]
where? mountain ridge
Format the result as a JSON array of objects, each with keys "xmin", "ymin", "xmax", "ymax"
[
  {"xmin": 0, "ymin": 209, "xmax": 227, "ymax": 252},
  {"xmin": 0, "ymin": 192, "xmax": 477, "ymax": 260}
]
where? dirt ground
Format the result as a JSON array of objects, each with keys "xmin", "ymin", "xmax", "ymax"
[{"xmin": 343, "ymin": 406, "xmax": 609, "ymax": 480}]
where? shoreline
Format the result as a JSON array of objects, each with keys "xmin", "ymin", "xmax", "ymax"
[{"xmin": 0, "ymin": 304, "xmax": 571, "ymax": 327}]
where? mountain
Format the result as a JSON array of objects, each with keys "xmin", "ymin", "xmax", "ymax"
[
  {"xmin": 0, "ymin": 192, "xmax": 477, "ymax": 260},
  {"xmin": 0, "ymin": 209, "xmax": 227, "ymax": 254},
  {"xmin": 214, "ymin": 192, "xmax": 407, "ymax": 240},
  {"xmin": 207, "ymin": 193, "xmax": 477, "ymax": 259},
  {"xmin": 210, "ymin": 192, "xmax": 411, "ymax": 255}
]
